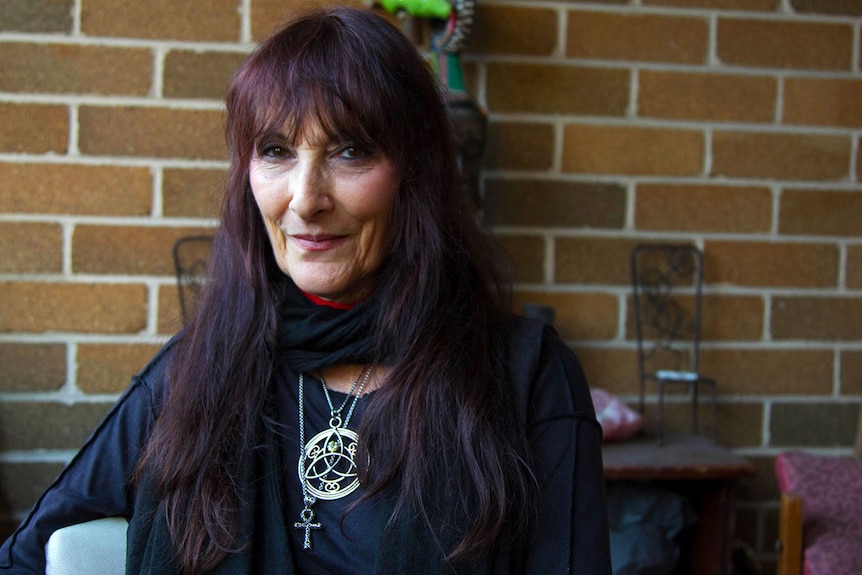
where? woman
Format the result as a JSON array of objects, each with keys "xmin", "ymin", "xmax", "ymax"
[{"xmin": 0, "ymin": 7, "xmax": 611, "ymax": 574}]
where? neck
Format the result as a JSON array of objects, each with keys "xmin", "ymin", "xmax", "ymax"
[{"xmin": 315, "ymin": 364, "xmax": 387, "ymax": 395}]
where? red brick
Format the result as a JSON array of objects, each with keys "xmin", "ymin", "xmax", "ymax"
[
  {"xmin": 772, "ymin": 297, "xmax": 862, "ymax": 340},
  {"xmin": 555, "ymin": 237, "xmax": 638, "ymax": 285},
  {"xmin": 567, "ymin": 11, "xmax": 708, "ymax": 64},
  {"xmin": 717, "ymin": 18, "xmax": 852, "ymax": 70},
  {"xmin": 494, "ymin": 234, "xmax": 545, "ymax": 284},
  {"xmin": 513, "ymin": 291, "xmax": 618, "ymax": 341},
  {"xmin": 82, "ymin": 0, "xmax": 240, "ymax": 41},
  {"xmin": 0, "ymin": 222, "xmax": 62, "ymax": 274},
  {"xmin": 574, "ymin": 347, "xmax": 639, "ymax": 395},
  {"xmin": 73, "ymin": 225, "xmax": 215, "ymax": 276},
  {"xmin": 162, "ymin": 168, "xmax": 224, "ymax": 218},
  {"xmin": 470, "ymin": 5, "xmax": 557, "ymax": 56},
  {"xmin": 77, "ymin": 343, "xmax": 162, "ymax": 394},
  {"xmin": 712, "ymin": 131, "xmax": 850, "ymax": 181},
  {"xmin": 0, "ymin": 401, "xmax": 113, "ymax": 450},
  {"xmin": 639, "ymin": 401, "xmax": 722, "ymax": 440},
  {"xmin": 163, "ymin": 50, "xmax": 248, "ymax": 100},
  {"xmin": 486, "ymin": 63, "xmax": 629, "ymax": 116},
  {"xmin": 0, "ymin": 103, "xmax": 67, "ymax": 154},
  {"xmin": 780, "ymin": 189, "xmax": 862, "ymax": 236},
  {"xmin": 638, "ymin": 403, "xmax": 763, "ymax": 449},
  {"xmin": 645, "ymin": 0, "xmax": 777, "ymax": 9},
  {"xmin": 771, "ymin": 402, "xmax": 859, "ymax": 446},
  {"xmin": 636, "ymin": 184, "xmax": 772, "ymax": 233},
  {"xmin": 783, "ymin": 78, "xmax": 862, "ymax": 128},
  {"xmin": 705, "ymin": 240, "xmax": 839, "ymax": 288},
  {"xmin": 847, "ymin": 245, "xmax": 862, "ymax": 289},
  {"xmin": 0, "ymin": 163, "xmax": 152, "ymax": 216},
  {"xmin": 78, "ymin": 106, "xmax": 225, "ymax": 160},
  {"xmin": 700, "ymin": 349, "xmax": 833, "ymax": 395},
  {"xmin": 625, "ymin": 294, "xmax": 765, "ymax": 342},
  {"xmin": 0, "ymin": 0, "xmax": 72, "ymax": 32},
  {"xmin": 790, "ymin": 0, "xmax": 862, "ymax": 16},
  {"xmin": 703, "ymin": 296, "xmax": 765, "ymax": 341},
  {"xmin": 563, "ymin": 124, "xmax": 704, "ymax": 176},
  {"xmin": 840, "ymin": 350, "xmax": 862, "ymax": 395},
  {"xmin": 0, "ymin": 344, "xmax": 66, "ymax": 392},
  {"xmin": 0, "ymin": 282, "xmax": 147, "ymax": 334},
  {"xmin": 484, "ymin": 179, "xmax": 625, "ymax": 229},
  {"xmin": 715, "ymin": 403, "xmax": 764, "ymax": 448},
  {"xmin": 483, "ymin": 122, "xmax": 554, "ymax": 171},
  {"xmin": 250, "ymin": 0, "xmax": 365, "ymax": 41},
  {"xmin": 0, "ymin": 43, "xmax": 151, "ymax": 96},
  {"xmin": 638, "ymin": 71, "xmax": 776, "ymax": 123},
  {"xmin": 858, "ymin": 138, "xmax": 862, "ymax": 182},
  {"xmin": 0, "ymin": 462, "xmax": 66, "ymax": 518},
  {"xmin": 158, "ymin": 284, "xmax": 183, "ymax": 336}
]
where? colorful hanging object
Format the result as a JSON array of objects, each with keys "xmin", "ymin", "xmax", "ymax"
[{"xmin": 371, "ymin": 0, "xmax": 484, "ymax": 206}]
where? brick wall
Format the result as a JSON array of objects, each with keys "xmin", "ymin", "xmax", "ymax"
[{"xmin": 1, "ymin": 0, "xmax": 861, "ymax": 569}]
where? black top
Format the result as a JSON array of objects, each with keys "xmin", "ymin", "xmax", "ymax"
[
  {"xmin": 0, "ymin": 317, "xmax": 611, "ymax": 574},
  {"xmin": 273, "ymin": 367, "xmax": 383, "ymax": 574}
]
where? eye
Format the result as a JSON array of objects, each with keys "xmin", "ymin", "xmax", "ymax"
[
  {"xmin": 335, "ymin": 145, "xmax": 367, "ymax": 160},
  {"xmin": 258, "ymin": 143, "xmax": 291, "ymax": 159}
]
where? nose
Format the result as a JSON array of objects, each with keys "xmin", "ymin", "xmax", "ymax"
[{"xmin": 289, "ymin": 158, "xmax": 332, "ymax": 220}]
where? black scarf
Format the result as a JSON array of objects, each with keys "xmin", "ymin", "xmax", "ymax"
[{"xmin": 277, "ymin": 280, "xmax": 379, "ymax": 374}]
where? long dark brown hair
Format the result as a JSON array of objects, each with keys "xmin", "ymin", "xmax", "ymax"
[{"xmin": 137, "ymin": 7, "xmax": 536, "ymax": 572}]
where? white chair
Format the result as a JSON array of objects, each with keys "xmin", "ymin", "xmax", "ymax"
[{"xmin": 45, "ymin": 517, "xmax": 127, "ymax": 575}]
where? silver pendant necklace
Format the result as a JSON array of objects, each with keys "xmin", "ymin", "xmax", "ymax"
[{"xmin": 295, "ymin": 365, "xmax": 372, "ymax": 550}]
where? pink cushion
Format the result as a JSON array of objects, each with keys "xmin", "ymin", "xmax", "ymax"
[
  {"xmin": 775, "ymin": 452, "xmax": 862, "ymax": 575},
  {"xmin": 590, "ymin": 389, "xmax": 643, "ymax": 441}
]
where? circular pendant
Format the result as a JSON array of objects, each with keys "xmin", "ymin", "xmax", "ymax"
[{"xmin": 299, "ymin": 427, "xmax": 361, "ymax": 500}]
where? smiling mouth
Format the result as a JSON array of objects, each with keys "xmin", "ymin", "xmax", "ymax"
[{"xmin": 291, "ymin": 234, "xmax": 346, "ymax": 251}]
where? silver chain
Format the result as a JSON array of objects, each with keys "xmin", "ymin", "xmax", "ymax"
[
  {"xmin": 319, "ymin": 365, "xmax": 372, "ymax": 428},
  {"xmin": 295, "ymin": 365, "xmax": 372, "ymax": 549}
]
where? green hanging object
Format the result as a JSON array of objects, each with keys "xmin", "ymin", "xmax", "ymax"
[
  {"xmin": 373, "ymin": 0, "xmax": 484, "ymax": 207},
  {"xmin": 438, "ymin": 52, "xmax": 465, "ymax": 92},
  {"xmin": 377, "ymin": 0, "xmax": 451, "ymax": 20}
]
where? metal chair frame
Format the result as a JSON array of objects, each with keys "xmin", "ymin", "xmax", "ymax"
[
  {"xmin": 630, "ymin": 243, "xmax": 717, "ymax": 443},
  {"xmin": 172, "ymin": 234, "xmax": 215, "ymax": 325}
]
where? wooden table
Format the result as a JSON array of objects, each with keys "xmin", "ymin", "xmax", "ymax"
[{"xmin": 602, "ymin": 434, "xmax": 756, "ymax": 575}]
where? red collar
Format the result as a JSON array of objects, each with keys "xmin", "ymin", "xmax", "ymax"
[{"xmin": 300, "ymin": 290, "xmax": 357, "ymax": 310}]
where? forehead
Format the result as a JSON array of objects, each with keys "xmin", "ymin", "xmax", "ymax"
[
  {"xmin": 268, "ymin": 119, "xmax": 339, "ymax": 145},
  {"xmin": 253, "ymin": 99, "xmax": 368, "ymax": 145}
]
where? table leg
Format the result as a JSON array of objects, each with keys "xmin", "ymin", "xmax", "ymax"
[{"xmin": 690, "ymin": 480, "xmax": 736, "ymax": 575}]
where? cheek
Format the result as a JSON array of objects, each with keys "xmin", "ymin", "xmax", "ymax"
[
  {"xmin": 249, "ymin": 172, "xmax": 289, "ymax": 255},
  {"xmin": 360, "ymin": 168, "xmax": 399, "ymax": 232},
  {"xmin": 359, "ymin": 190, "xmax": 397, "ymax": 250},
  {"xmin": 250, "ymin": 172, "xmax": 286, "ymax": 226}
]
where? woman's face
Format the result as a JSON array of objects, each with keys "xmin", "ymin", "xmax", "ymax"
[{"xmin": 249, "ymin": 122, "xmax": 399, "ymax": 304}]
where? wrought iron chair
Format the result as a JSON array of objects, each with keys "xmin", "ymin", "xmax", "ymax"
[
  {"xmin": 630, "ymin": 243, "xmax": 716, "ymax": 444},
  {"xmin": 172, "ymin": 234, "xmax": 214, "ymax": 325}
]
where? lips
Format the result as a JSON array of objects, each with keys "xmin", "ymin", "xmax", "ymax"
[{"xmin": 291, "ymin": 233, "xmax": 347, "ymax": 251}]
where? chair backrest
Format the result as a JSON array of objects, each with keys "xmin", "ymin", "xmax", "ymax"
[
  {"xmin": 630, "ymin": 243, "xmax": 705, "ymax": 380},
  {"xmin": 172, "ymin": 234, "xmax": 215, "ymax": 325},
  {"xmin": 45, "ymin": 517, "xmax": 127, "ymax": 575}
]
